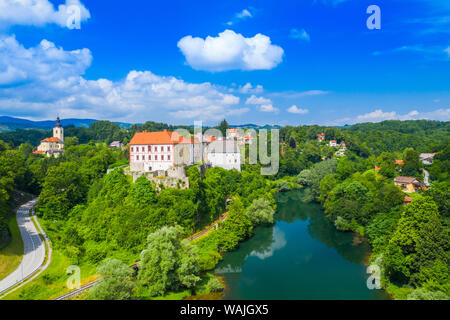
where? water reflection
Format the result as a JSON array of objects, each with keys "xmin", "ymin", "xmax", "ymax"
[{"xmin": 216, "ymin": 189, "xmax": 388, "ymax": 300}]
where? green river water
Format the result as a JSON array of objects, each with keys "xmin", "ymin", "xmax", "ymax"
[{"xmin": 215, "ymin": 190, "xmax": 389, "ymax": 300}]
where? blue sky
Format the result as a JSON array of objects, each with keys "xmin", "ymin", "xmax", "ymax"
[{"xmin": 0, "ymin": 0, "xmax": 449, "ymax": 125}]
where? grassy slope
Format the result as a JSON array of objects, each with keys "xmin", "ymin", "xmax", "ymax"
[
  {"xmin": 1, "ymin": 216, "xmax": 98, "ymax": 300},
  {"xmin": 0, "ymin": 214, "xmax": 24, "ymax": 281}
]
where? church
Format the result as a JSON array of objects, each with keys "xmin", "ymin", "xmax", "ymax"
[{"xmin": 33, "ymin": 117, "xmax": 65, "ymax": 157}]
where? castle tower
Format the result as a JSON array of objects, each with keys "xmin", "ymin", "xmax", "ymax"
[{"xmin": 53, "ymin": 117, "xmax": 64, "ymax": 142}]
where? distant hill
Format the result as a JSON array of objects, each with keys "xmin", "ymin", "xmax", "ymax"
[
  {"xmin": 0, "ymin": 116, "xmax": 132, "ymax": 132},
  {"xmin": 229, "ymin": 124, "xmax": 281, "ymax": 130}
]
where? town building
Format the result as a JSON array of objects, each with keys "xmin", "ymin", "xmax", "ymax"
[
  {"xmin": 226, "ymin": 128, "xmax": 238, "ymax": 140},
  {"xmin": 33, "ymin": 117, "xmax": 64, "ymax": 157},
  {"xmin": 394, "ymin": 176, "xmax": 426, "ymax": 193},
  {"xmin": 329, "ymin": 140, "xmax": 337, "ymax": 147},
  {"xmin": 419, "ymin": 153, "xmax": 436, "ymax": 165},
  {"xmin": 129, "ymin": 130, "xmax": 202, "ymax": 172},
  {"xmin": 109, "ymin": 141, "xmax": 123, "ymax": 148},
  {"xmin": 206, "ymin": 140, "xmax": 241, "ymax": 171},
  {"xmin": 340, "ymin": 141, "xmax": 346, "ymax": 150},
  {"xmin": 317, "ymin": 133, "xmax": 325, "ymax": 142}
]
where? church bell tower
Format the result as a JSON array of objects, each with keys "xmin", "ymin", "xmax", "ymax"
[{"xmin": 53, "ymin": 117, "xmax": 64, "ymax": 142}]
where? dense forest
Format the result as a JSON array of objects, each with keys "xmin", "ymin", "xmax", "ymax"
[{"xmin": 0, "ymin": 119, "xmax": 448, "ymax": 300}]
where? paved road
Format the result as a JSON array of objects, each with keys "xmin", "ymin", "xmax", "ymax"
[{"xmin": 0, "ymin": 198, "xmax": 45, "ymax": 294}]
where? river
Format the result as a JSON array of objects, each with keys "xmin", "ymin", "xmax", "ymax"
[{"xmin": 215, "ymin": 189, "xmax": 389, "ymax": 300}]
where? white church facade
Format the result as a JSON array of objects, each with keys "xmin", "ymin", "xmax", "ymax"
[{"xmin": 33, "ymin": 117, "xmax": 65, "ymax": 157}]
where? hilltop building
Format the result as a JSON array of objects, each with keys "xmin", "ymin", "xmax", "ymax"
[
  {"xmin": 33, "ymin": 117, "xmax": 64, "ymax": 157},
  {"xmin": 206, "ymin": 140, "xmax": 241, "ymax": 171},
  {"xmin": 419, "ymin": 153, "xmax": 436, "ymax": 165},
  {"xmin": 329, "ymin": 140, "xmax": 337, "ymax": 147},
  {"xmin": 129, "ymin": 129, "xmax": 204, "ymax": 172},
  {"xmin": 394, "ymin": 176, "xmax": 426, "ymax": 193},
  {"xmin": 109, "ymin": 141, "xmax": 124, "ymax": 149},
  {"xmin": 317, "ymin": 133, "xmax": 325, "ymax": 142}
]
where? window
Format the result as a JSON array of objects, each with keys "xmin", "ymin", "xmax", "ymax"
[
  {"xmin": 161, "ymin": 146, "xmax": 163, "ymax": 152},
  {"xmin": 154, "ymin": 147, "xmax": 157, "ymax": 152},
  {"xmin": 162, "ymin": 155, "xmax": 164, "ymax": 160},
  {"xmin": 149, "ymin": 155, "xmax": 151, "ymax": 160},
  {"xmin": 168, "ymin": 155, "xmax": 171, "ymax": 160},
  {"xmin": 131, "ymin": 147, "xmax": 134, "ymax": 152},
  {"xmin": 142, "ymin": 147, "xmax": 145, "ymax": 152},
  {"xmin": 168, "ymin": 146, "xmax": 171, "ymax": 152},
  {"xmin": 155, "ymin": 155, "xmax": 158, "ymax": 160},
  {"xmin": 143, "ymin": 155, "xmax": 145, "ymax": 160},
  {"xmin": 137, "ymin": 155, "xmax": 139, "ymax": 160},
  {"xmin": 148, "ymin": 146, "xmax": 151, "ymax": 152}
]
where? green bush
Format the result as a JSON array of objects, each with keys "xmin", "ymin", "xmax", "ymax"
[{"xmin": 206, "ymin": 277, "xmax": 224, "ymax": 293}]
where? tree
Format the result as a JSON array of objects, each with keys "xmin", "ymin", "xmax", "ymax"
[
  {"xmin": 131, "ymin": 176, "xmax": 156, "ymax": 207},
  {"xmin": 423, "ymin": 182, "xmax": 450, "ymax": 217},
  {"xmin": 217, "ymin": 119, "xmax": 230, "ymax": 137},
  {"xmin": 86, "ymin": 258, "xmax": 135, "ymax": 300},
  {"xmin": 137, "ymin": 225, "xmax": 200, "ymax": 297},
  {"xmin": 37, "ymin": 162, "xmax": 86, "ymax": 219},
  {"xmin": 64, "ymin": 136, "xmax": 79, "ymax": 147},
  {"xmin": 402, "ymin": 148, "xmax": 422, "ymax": 177},
  {"xmin": 206, "ymin": 277, "xmax": 224, "ymax": 293},
  {"xmin": 245, "ymin": 198, "xmax": 275, "ymax": 225}
]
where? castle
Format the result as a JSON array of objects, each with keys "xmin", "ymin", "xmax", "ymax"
[{"xmin": 33, "ymin": 117, "xmax": 65, "ymax": 157}]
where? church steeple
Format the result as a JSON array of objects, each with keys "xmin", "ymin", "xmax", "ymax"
[
  {"xmin": 53, "ymin": 116, "xmax": 64, "ymax": 142},
  {"xmin": 55, "ymin": 116, "xmax": 62, "ymax": 128}
]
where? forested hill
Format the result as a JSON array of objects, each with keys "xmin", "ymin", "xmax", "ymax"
[{"xmin": 342, "ymin": 120, "xmax": 449, "ymax": 155}]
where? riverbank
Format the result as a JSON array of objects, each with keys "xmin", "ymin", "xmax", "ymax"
[{"xmin": 215, "ymin": 189, "xmax": 389, "ymax": 300}]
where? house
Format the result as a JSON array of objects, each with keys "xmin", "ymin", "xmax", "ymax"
[
  {"xmin": 317, "ymin": 133, "xmax": 325, "ymax": 142},
  {"xmin": 207, "ymin": 140, "xmax": 241, "ymax": 171},
  {"xmin": 394, "ymin": 176, "xmax": 426, "ymax": 193},
  {"xmin": 394, "ymin": 159, "xmax": 404, "ymax": 165},
  {"xmin": 329, "ymin": 140, "xmax": 337, "ymax": 147},
  {"xmin": 419, "ymin": 153, "xmax": 436, "ymax": 165},
  {"xmin": 33, "ymin": 117, "xmax": 64, "ymax": 157},
  {"xmin": 340, "ymin": 141, "xmax": 346, "ymax": 150},
  {"xmin": 226, "ymin": 128, "xmax": 238, "ymax": 140},
  {"xmin": 109, "ymin": 141, "xmax": 123, "ymax": 148},
  {"xmin": 403, "ymin": 196, "xmax": 413, "ymax": 204},
  {"xmin": 129, "ymin": 130, "xmax": 203, "ymax": 172}
]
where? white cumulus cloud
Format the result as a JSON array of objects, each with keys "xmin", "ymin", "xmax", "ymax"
[
  {"xmin": 236, "ymin": 82, "xmax": 263, "ymax": 94},
  {"xmin": 0, "ymin": 0, "xmax": 90, "ymax": 29},
  {"xmin": 333, "ymin": 108, "xmax": 450, "ymax": 125},
  {"xmin": 245, "ymin": 95, "xmax": 278, "ymax": 113},
  {"xmin": 0, "ymin": 36, "xmax": 247, "ymax": 123},
  {"xmin": 287, "ymin": 105, "xmax": 309, "ymax": 114},
  {"xmin": 177, "ymin": 30, "xmax": 284, "ymax": 72}
]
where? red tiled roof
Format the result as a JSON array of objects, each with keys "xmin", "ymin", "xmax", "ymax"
[
  {"xmin": 41, "ymin": 137, "xmax": 63, "ymax": 143},
  {"xmin": 394, "ymin": 159, "xmax": 404, "ymax": 165},
  {"xmin": 394, "ymin": 176, "xmax": 417, "ymax": 184},
  {"xmin": 130, "ymin": 130, "xmax": 196, "ymax": 145},
  {"xmin": 32, "ymin": 150, "xmax": 44, "ymax": 154},
  {"xmin": 404, "ymin": 196, "xmax": 413, "ymax": 203},
  {"xmin": 374, "ymin": 166, "xmax": 380, "ymax": 170}
]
